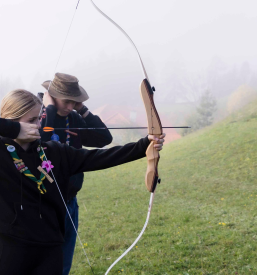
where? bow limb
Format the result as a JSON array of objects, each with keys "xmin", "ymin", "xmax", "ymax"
[
  {"xmin": 105, "ymin": 192, "xmax": 154, "ymax": 275},
  {"xmin": 90, "ymin": 0, "xmax": 149, "ymax": 80},
  {"xmin": 90, "ymin": 0, "xmax": 163, "ymax": 193}
]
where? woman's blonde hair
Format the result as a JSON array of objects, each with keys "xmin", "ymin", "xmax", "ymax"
[{"xmin": 0, "ymin": 89, "xmax": 42, "ymax": 120}]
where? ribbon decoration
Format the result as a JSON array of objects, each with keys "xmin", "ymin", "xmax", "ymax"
[{"xmin": 90, "ymin": 1, "xmax": 163, "ymax": 274}]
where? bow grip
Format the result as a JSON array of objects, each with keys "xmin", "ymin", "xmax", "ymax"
[
  {"xmin": 140, "ymin": 78, "xmax": 162, "ymax": 193},
  {"xmin": 145, "ymin": 140, "xmax": 160, "ymax": 192}
]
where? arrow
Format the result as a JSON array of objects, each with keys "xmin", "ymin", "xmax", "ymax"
[{"xmin": 43, "ymin": 126, "xmax": 190, "ymax": 132}]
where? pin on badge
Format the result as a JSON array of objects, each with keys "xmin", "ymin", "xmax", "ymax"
[
  {"xmin": 51, "ymin": 134, "xmax": 59, "ymax": 142},
  {"xmin": 7, "ymin": 145, "xmax": 15, "ymax": 152}
]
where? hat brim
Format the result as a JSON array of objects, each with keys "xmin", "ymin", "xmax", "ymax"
[{"xmin": 42, "ymin": 80, "xmax": 89, "ymax": 102}]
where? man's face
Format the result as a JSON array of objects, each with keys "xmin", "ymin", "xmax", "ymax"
[{"xmin": 55, "ymin": 98, "xmax": 76, "ymax": 117}]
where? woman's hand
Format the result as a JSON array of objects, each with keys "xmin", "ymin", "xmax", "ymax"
[
  {"xmin": 43, "ymin": 91, "xmax": 55, "ymax": 107},
  {"xmin": 148, "ymin": 133, "xmax": 166, "ymax": 151},
  {"xmin": 17, "ymin": 122, "xmax": 41, "ymax": 141}
]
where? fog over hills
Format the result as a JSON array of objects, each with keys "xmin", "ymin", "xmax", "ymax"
[{"xmin": 1, "ymin": 0, "xmax": 256, "ymax": 136}]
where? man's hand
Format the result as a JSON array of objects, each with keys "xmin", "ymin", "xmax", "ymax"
[
  {"xmin": 17, "ymin": 122, "xmax": 41, "ymax": 142},
  {"xmin": 74, "ymin": 102, "xmax": 83, "ymax": 112},
  {"xmin": 148, "ymin": 133, "xmax": 166, "ymax": 151},
  {"xmin": 74, "ymin": 103, "xmax": 90, "ymax": 118},
  {"xmin": 43, "ymin": 91, "xmax": 55, "ymax": 107}
]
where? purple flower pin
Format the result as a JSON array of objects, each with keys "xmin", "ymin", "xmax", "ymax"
[{"xmin": 41, "ymin": 161, "xmax": 54, "ymax": 173}]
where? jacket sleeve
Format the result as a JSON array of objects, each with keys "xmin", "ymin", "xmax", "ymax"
[
  {"xmin": 39, "ymin": 105, "xmax": 58, "ymax": 141},
  {"xmin": 75, "ymin": 112, "xmax": 113, "ymax": 147},
  {"xmin": 63, "ymin": 136, "xmax": 150, "ymax": 175},
  {"xmin": 0, "ymin": 118, "xmax": 20, "ymax": 139}
]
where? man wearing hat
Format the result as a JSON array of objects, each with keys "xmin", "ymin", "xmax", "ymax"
[{"xmin": 40, "ymin": 73, "xmax": 112, "ymax": 275}]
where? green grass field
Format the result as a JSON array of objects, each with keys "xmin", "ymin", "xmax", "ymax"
[{"xmin": 70, "ymin": 100, "xmax": 257, "ymax": 275}]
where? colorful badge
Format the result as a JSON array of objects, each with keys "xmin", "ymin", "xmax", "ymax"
[{"xmin": 7, "ymin": 145, "xmax": 15, "ymax": 152}]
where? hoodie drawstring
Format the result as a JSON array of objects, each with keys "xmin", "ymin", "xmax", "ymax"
[{"xmin": 17, "ymin": 146, "xmax": 23, "ymax": 211}]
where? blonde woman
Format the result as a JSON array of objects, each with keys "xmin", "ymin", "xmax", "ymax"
[{"xmin": 0, "ymin": 89, "xmax": 165, "ymax": 274}]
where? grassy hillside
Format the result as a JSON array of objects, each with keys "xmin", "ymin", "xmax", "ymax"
[{"xmin": 71, "ymin": 100, "xmax": 257, "ymax": 275}]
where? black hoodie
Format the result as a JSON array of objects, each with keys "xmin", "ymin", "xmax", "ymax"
[
  {"xmin": 0, "ymin": 135, "xmax": 149, "ymax": 246},
  {"xmin": 40, "ymin": 105, "xmax": 113, "ymax": 200},
  {"xmin": 0, "ymin": 118, "xmax": 20, "ymax": 139}
]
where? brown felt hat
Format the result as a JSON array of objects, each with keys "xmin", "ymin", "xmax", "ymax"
[{"xmin": 42, "ymin": 73, "xmax": 89, "ymax": 102}]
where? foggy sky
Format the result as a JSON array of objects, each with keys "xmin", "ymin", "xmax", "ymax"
[{"xmin": 0, "ymin": 0, "xmax": 257, "ymax": 109}]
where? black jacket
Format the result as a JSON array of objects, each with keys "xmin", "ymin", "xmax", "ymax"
[
  {"xmin": 0, "ymin": 118, "xmax": 20, "ymax": 139},
  {"xmin": 0, "ymin": 133, "xmax": 149, "ymax": 245},
  {"xmin": 40, "ymin": 105, "xmax": 113, "ymax": 200}
]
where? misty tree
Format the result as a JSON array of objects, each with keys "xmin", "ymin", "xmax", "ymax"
[
  {"xmin": 181, "ymin": 112, "xmax": 201, "ymax": 136},
  {"xmin": 239, "ymin": 61, "xmax": 252, "ymax": 85},
  {"xmin": 182, "ymin": 90, "xmax": 216, "ymax": 135},
  {"xmin": 227, "ymin": 85, "xmax": 257, "ymax": 114},
  {"xmin": 196, "ymin": 90, "xmax": 217, "ymax": 127},
  {"xmin": 184, "ymin": 71, "xmax": 209, "ymax": 102},
  {"xmin": 160, "ymin": 52, "xmax": 189, "ymax": 103}
]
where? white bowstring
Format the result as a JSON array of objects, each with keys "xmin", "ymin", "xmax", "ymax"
[
  {"xmin": 37, "ymin": 0, "xmax": 94, "ymax": 273},
  {"xmin": 39, "ymin": 0, "xmax": 81, "ymax": 117},
  {"xmin": 105, "ymin": 190, "xmax": 156, "ymax": 275},
  {"xmin": 41, "ymin": 148, "xmax": 94, "ymax": 273},
  {"xmin": 54, "ymin": 0, "xmax": 81, "ymax": 75}
]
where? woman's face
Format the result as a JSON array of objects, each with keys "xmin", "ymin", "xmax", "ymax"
[{"xmin": 18, "ymin": 104, "xmax": 41, "ymax": 127}]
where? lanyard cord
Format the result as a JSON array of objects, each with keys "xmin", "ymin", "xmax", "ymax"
[
  {"xmin": 5, "ymin": 144, "xmax": 47, "ymax": 194},
  {"xmin": 52, "ymin": 116, "xmax": 70, "ymax": 145}
]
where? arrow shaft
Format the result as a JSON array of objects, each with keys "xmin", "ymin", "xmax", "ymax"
[{"xmin": 44, "ymin": 126, "xmax": 190, "ymax": 131}]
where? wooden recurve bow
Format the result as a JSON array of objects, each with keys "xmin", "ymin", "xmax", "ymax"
[{"xmin": 90, "ymin": 1, "xmax": 163, "ymax": 274}]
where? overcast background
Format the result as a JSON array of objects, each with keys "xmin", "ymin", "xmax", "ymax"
[{"xmin": 0, "ymin": 0, "xmax": 257, "ymax": 140}]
